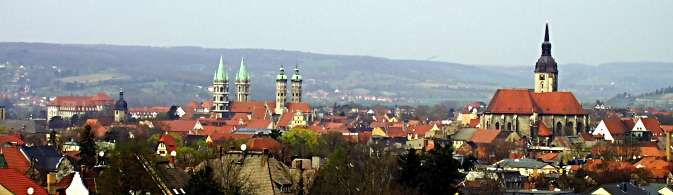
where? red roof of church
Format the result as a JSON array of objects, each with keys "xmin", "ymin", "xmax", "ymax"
[
  {"xmin": 0, "ymin": 168, "xmax": 48, "ymax": 195},
  {"xmin": 276, "ymin": 113, "xmax": 295, "ymax": 128},
  {"xmin": 230, "ymin": 101, "xmax": 274, "ymax": 119},
  {"xmin": 538, "ymin": 123, "xmax": 553, "ymax": 137},
  {"xmin": 485, "ymin": 89, "xmax": 586, "ymax": 115},
  {"xmin": 287, "ymin": 102, "xmax": 311, "ymax": 113}
]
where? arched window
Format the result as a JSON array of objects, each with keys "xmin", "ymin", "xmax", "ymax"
[
  {"xmin": 555, "ymin": 122, "xmax": 563, "ymax": 136},
  {"xmin": 576, "ymin": 122, "xmax": 584, "ymax": 133},
  {"xmin": 495, "ymin": 122, "xmax": 500, "ymax": 130},
  {"xmin": 507, "ymin": 122, "xmax": 512, "ymax": 131},
  {"xmin": 565, "ymin": 122, "xmax": 574, "ymax": 135}
]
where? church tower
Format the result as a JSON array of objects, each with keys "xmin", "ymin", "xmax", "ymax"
[
  {"xmin": 113, "ymin": 88, "xmax": 128, "ymax": 123},
  {"xmin": 212, "ymin": 56, "xmax": 230, "ymax": 119},
  {"xmin": 290, "ymin": 64, "xmax": 303, "ymax": 103},
  {"xmin": 534, "ymin": 22, "xmax": 558, "ymax": 93},
  {"xmin": 275, "ymin": 65, "xmax": 288, "ymax": 114},
  {"xmin": 235, "ymin": 57, "xmax": 251, "ymax": 102}
]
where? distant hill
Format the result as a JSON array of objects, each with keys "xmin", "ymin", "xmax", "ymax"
[
  {"xmin": 1, "ymin": 42, "xmax": 672, "ymax": 107},
  {"xmin": 606, "ymin": 86, "xmax": 673, "ymax": 109}
]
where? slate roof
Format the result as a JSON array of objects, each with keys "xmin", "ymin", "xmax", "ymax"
[
  {"xmin": 20, "ymin": 145, "xmax": 62, "ymax": 172},
  {"xmin": 452, "ymin": 128, "xmax": 477, "ymax": 141},
  {"xmin": 496, "ymin": 158, "xmax": 550, "ymax": 169}
]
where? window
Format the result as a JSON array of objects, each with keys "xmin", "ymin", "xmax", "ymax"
[{"xmin": 539, "ymin": 75, "xmax": 545, "ymax": 80}]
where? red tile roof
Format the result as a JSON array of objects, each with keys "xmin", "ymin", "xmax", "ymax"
[
  {"xmin": 276, "ymin": 113, "xmax": 294, "ymax": 128},
  {"xmin": 635, "ymin": 157, "xmax": 671, "ymax": 179},
  {"xmin": 485, "ymin": 89, "xmax": 586, "ymax": 115},
  {"xmin": 287, "ymin": 102, "xmax": 311, "ymax": 113},
  {"xmin": 1, "ymin": 146, "xmax": 30, "ymax": 173},
  {"xmin": 0, "ymin": 134, "xmax": 25, "ymax": 146},
  {"xmin": 128, "ymin": 106, "xmax": 170, "ymax": 113},
  {"xmin": 641, "ymin": 118, "xmax": 664, "ymax": 136},
  {"xmin": 49, "ymin": 92, "xmax": 113, "ymax": 107},
  {"xmin": 246, "ymin": 138, "xmax": 282, "ymax": 152},
  {"xmin": 602, "ymin": 118, "xmax": 629, "ymax": 135},
  {"xmin": 245, "ymin": 119, "xmax": 272, "ymax": 129},
  {"xmin": 385, "ymin": 127, "xmax": 407, "ymax": 138},
  {"xmin": 639, "ymin": 147, "xmax": 666, "ymax": 158},
  {"xmin": 160, "ymin": 120, "xmax": 197, "ymax": 133},
  {"xmin": 470, "ymin": 129, "xmax": 501, "ymax": 144},
  {"xmin": 159, "ymin": 134, "xmax": 177, "ymax": 152},
  {"xmin": 412, "ymin": 124, "xmax": 434, "ymax": 137},
  {"xmin": 0, "ymin": 168, "xmax": 48, "ymax": 195},
  {"xmin": 230, "ymin": 101, "xmax": 273, "ymax": 119},
  {"xmin": 662, "ymin": 125, "xmax": 673, "ymax": 133},
  {"xmin": 469, "ymin": 118, "xmax": 480, "ymax": 128},
  {"xmin": 536, "ymin": 152, "xmax": 559, "ymax": 162}
]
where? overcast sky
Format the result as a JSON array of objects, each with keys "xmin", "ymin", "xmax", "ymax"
[{"xmin": 1, "ymin": 1, "xmax": 671, "ymax": 65}]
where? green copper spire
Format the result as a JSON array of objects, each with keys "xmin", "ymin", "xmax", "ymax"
[
  {"xmin": 291, "ymin": 64, "xmax": 302, "ymax": 81},
  {"xmin": 236, "ymin": 57, "xmax": 251, "ymax": 81},
  {"xmin": 214, "ymin": 56, "xmax": 228, "ymax": 81},
  {"xmin": 276, "ymin": 65, "xmax": 287, "ymax": 81}
]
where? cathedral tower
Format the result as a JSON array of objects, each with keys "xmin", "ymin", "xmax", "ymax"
[
  {"xmin": 113, "ymin": 88, "xmax": 128, "ymax": 123},
  {"xmin": 290, "ymin": 64, "xmax": 303, "ymax": 103},
  {"xmin": 534, "ymin": 22, "xmax": 558, "ymax": 93},
  {"xmin": 275, "ymin": 65, "xmax": 288, "ymax": 114},
  {"xmin": 212, "ymin": 56, "xmax": 230, "ymax": 119},
  {"xmin": 235, "ymin": 57, "xmax": 251, "ymax": 102}
]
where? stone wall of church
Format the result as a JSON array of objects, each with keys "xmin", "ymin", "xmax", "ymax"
[{"xmin": 479, "ymin": 113, "xmax": 589, "ymax": 138}]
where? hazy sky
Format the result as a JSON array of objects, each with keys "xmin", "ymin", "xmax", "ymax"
[{"xmin": 1, "ymin": 1, "xmax": 671, "ymax": 65}]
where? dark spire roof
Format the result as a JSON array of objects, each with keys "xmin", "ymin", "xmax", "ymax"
[
  {"xmin": 535, "ymin": 22, "xmax": 558, "ymax": 73},
  {"xmin": 114, "ymin": 88, "xmax": 128, "ymax": 111}
]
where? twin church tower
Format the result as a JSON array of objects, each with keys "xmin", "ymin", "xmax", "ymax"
[{"xmin": 211, "ymin": 57, "xmax": 303, "ymax": 119}]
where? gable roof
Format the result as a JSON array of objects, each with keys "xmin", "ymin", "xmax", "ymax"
[
  {"xmin": 602, "ymin": 118, "xmax": 629, "ymax": 135},
  {"xmin": 470, "ymin": 129, "xmax": 501, "ymax": 144},
  {"xmin": 246, "ymin": 138, "xmax": 282, "ymax": 152},
  {"xmin": 1, "ymin": 146, "xmax": 30, "ymax": 174},
  {"xmin": 0, "ymin": 168, "xmax": 48, "ymax": 195},
  {"xmin": 20, "ymin": 146, "xmax": 62, "ymax": 172},
  {"xmin": 0, "ymin": 134, "xmax": 25, "ymax": 146},
  {"xmin": 485, "ymin": 89, "xmax": 586, "ymax": 115},
  {"xmin": 641, "ymin": 118, "xmax": 664, "ymax": 136}
]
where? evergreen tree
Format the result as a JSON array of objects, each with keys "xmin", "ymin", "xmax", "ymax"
[
  {"xmin": 418, "ymin": 144, "xmax": 464, "ymax": 195},
  {"xmin": 79, "ymin": 125, "xmax": 97, "ymax": 167},
  {"xmin": 398, "ymin": 148, "xmax": 421, "ymax": 188}
]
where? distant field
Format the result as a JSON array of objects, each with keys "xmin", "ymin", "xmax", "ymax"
[{"xmin": 58, "ymin": 73, "xmax": 130, "ymax": 83}]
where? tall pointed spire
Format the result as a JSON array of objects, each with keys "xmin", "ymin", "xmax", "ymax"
[
  {"xmin": 541, "ymin": 21, "xmax": 552, "ymax": 56},
  {"xmin": 214, "ymin": 56, "xmax": 228, "ymax": 81},
  {"xmin": 544, "ymin": 22, "xmax": 550, "ymax": 42},
  {"xmin": 236, "ymin": 57, "xmax": 250, "ymax": 81}
]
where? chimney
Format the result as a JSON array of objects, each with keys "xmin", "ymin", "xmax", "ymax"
[{"xmin": 47, "ymin": 172, "xmax": 57, "ymax": 194}]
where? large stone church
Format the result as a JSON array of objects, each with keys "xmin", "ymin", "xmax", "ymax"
[
  {"xmin": 479, "ymin": 23, "xmax": 589, "ymax": 138},
  {"xmin": 209, "ymin": 57, "xmax": 311, "ymax": 128}
]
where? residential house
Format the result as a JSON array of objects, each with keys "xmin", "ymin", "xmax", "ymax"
[{"xmin": 156, "ymin": 134, "xmax": 177, "ymax": 157}]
